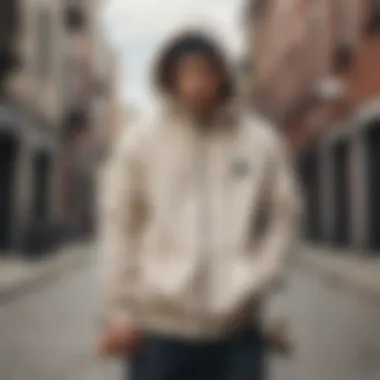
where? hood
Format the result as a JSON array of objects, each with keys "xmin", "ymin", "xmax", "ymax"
[{"xmin": 151, "ymin": 29, "xmax": 243, "ymax": 129}]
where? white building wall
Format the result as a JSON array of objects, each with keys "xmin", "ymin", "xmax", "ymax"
[{"xmin": 6, "ymin": 0, "xmax": 68, "ymax": 128}]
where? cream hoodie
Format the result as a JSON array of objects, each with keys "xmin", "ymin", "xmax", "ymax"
[{"xmin": 98, "ymin": 105, "xmax": 301, "ymax": 340}]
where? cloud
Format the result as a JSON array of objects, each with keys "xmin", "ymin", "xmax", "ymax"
[{"xmin": 101, "ymin": 0, "xmax": 245, "ymax": 110}]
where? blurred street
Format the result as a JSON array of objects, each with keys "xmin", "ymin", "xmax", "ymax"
[
  {"xmin": 0, "ymin": 245, "xmax": 121, "ymax": 380},
  {"xmin": 1, "ymin": 1, "xmax": 380, "ymax": 378},
  {"xmin": 1, "ymin": 248, "xmax": 380, "ymax": 380}
]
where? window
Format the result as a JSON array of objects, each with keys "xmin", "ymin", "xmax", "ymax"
[
  {"xmin": 0, "ymin": 0, "xmax": 18, "ymax": 39},
  {"xmin": 0, "ymin": 1, "xmax": 20, "ymax": 74},
  {"xmin": 333, "ymin": 0, "xmax": 356, "ymax": 71},
  {"xmin": 36, "ymin": 8, "xmax": 51, "ymax": 78},
  {"xmin": 367, "ymin": 0, "xmax": 380, "ymax": 34},
  {"xmin": 65, "ymin": 4, "xmax": 86, "ymax": 32}
]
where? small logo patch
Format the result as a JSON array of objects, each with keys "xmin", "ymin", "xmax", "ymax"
[{"xmin": 231, "ymin": 159, "xmax": 251, "ymax": 179}]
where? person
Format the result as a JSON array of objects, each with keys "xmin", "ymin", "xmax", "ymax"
[{"xmin": 98, "ymin": 31, "xmax": 301, "ymax": 380}]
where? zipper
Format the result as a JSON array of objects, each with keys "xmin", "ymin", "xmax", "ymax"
[{"xmin": 196, "ymin": 129, "xmax": 212, "ymax": 324}]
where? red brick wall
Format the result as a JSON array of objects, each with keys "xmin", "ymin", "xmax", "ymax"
[
  {"xmin": 253, "ymin": 0, "xmax": 380, "ymax": 151},
  {"xmin": 349, "ymin": 35, "xmax": 380, "ymax": 108}
]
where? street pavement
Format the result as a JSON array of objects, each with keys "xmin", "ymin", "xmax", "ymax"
[{"xmin": 1, "ymin": 254, "xmax": 380, "ymax": 380}]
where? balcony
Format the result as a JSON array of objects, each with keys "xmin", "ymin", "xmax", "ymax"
[{"xmin": 65, "ymin": 3, "xmax": 86, "ymax": 32}]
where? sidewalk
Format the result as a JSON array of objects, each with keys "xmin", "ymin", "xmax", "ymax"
[
  {"xmin": 299, "ymin": 245, "xmax": 380, "ymax": 306},
  {"xmin": 0, "ymin": 243, "xmax": 94, "ymax": 303}
]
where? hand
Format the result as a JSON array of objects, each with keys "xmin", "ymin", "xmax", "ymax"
[
  {"xmin": 265, "ymin": 318, "xmax": 294, "ymax": 356},
  {"xmin": 98, "ymin": 319, "xmax": 141, "ymax": 358}
]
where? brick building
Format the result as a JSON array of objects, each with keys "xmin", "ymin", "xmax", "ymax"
[{"xmin": 248, "ymin": 0, "xmax": 380, "ymax": 251}]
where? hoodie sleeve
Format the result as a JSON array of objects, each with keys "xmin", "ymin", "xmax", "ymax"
[
  {"xmin": 97, "ymin": 129, "xmax": 147, "ymax": 325},
  {"xmin": 249, "ymin": 129, "xmax": 302, "ymax": 298}
]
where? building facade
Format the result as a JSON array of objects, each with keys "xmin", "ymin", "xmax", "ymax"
[
  {"xmin": 0, "ymin": 0, "xmax": 21, "ymax": 251},
  {"xmin": 92, "ymin": 33, "xmax": 122, "ymax": 152},
  {"xmin": 59, "ymin": 0, "xmax": 99, "ymax": 239},
  {"xmin": 1, "ymin": 0, "xmax": 68, "ymax": 253},
  {"xmin": 0, "ymin": 0, "xmax": 116, "ymax": 255},
  {"xmin": 249, "ymin": 0, "xmax": 380, "ymax": 251}
]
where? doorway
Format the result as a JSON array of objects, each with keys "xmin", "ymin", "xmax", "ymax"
[
  {"xmin": 332, "ymin": 140, "xmax": 350, "ymax": 246},
  {"xmin": 365, "ymin": 121, "xmax": 380, "ymax": 251},
  {"xmin": 32, "ymin": 152, "xmax": 52, "ymax": 222},
  {"xmin": 0, "ymin": 133, "xmax": 18, "ymax": 250},
  {"xmin": 298, "ymin": 146, "xmax": 321, "ymax": 242}
]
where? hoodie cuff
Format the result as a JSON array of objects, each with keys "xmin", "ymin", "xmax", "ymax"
[{"xmin": 99, "ymin": 307, "xmax": 137, "ymax": 328}]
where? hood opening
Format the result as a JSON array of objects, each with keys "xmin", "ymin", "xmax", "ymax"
[{"xmin": 152, "ymin": 30, "xmax": 236, "ymax": 106}]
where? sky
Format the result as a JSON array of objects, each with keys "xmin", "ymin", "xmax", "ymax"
[{"xmin": 101, "ymin": 0, "xmax": 246, "ymax": 113}]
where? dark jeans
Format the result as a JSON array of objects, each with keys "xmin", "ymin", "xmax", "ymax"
[{"xmin": 127, "ymin": 325, "xmax": 266, "ymax": 380}]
